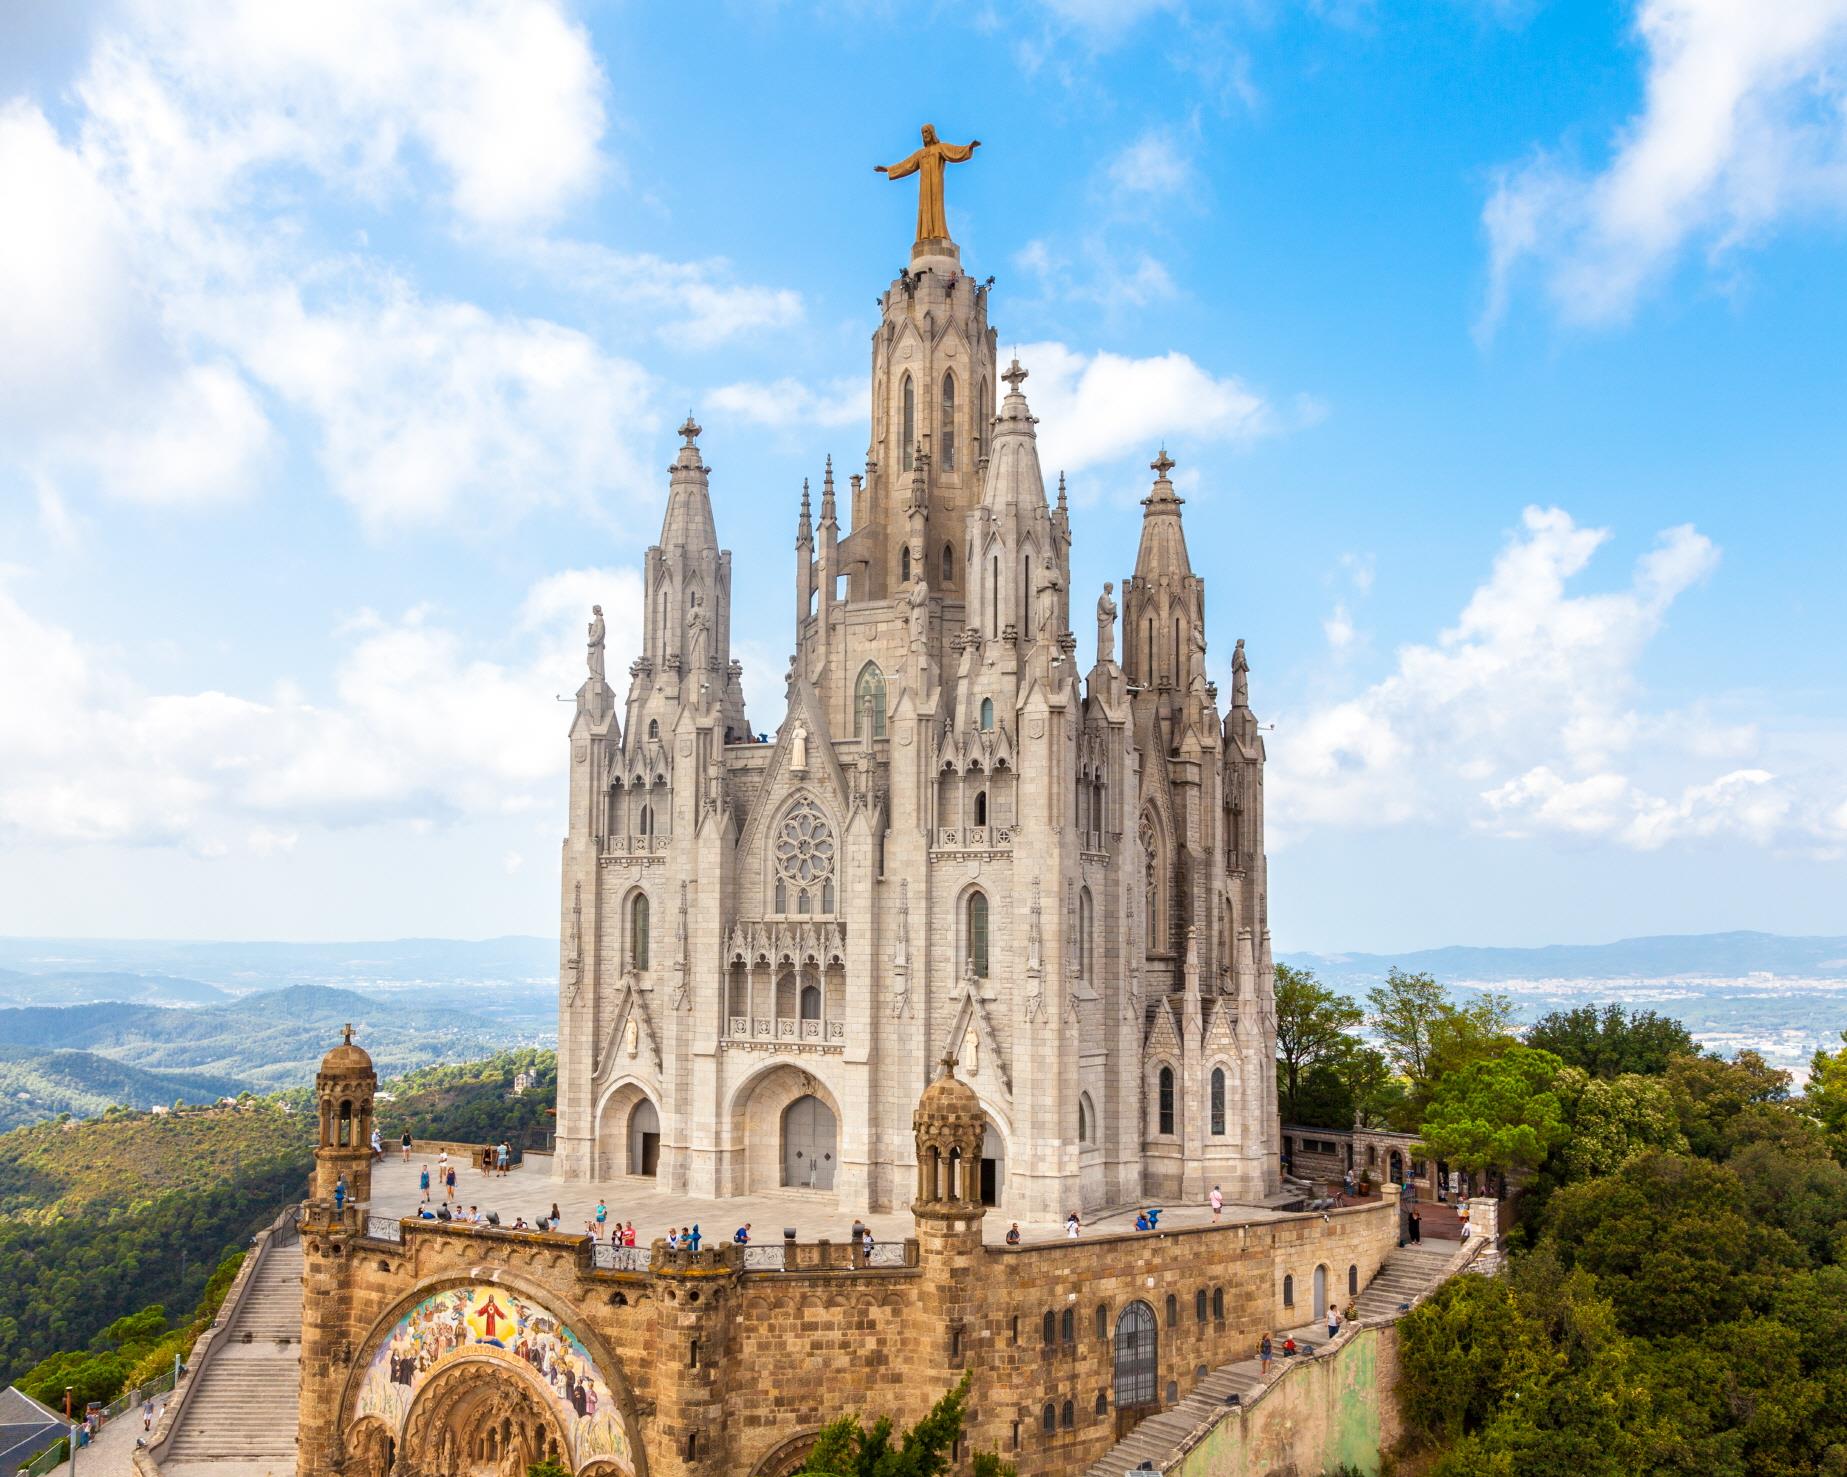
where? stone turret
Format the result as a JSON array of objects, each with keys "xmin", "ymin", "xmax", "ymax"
[
  {"xmin": 626, "ymin": 415, "xmax": 748, "ymax": 742},
  {"xmin": 312, "ymin": 1024, "xmax": 375, "ymax": 1207},
  {"xmin": 1123, "ymin": 449, "xmax": 1206, "ymax": 700}
]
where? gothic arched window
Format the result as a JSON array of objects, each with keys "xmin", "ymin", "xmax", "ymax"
[
  {"xmin": 942, "ymin": 542, "xmax": 954, "ymax": 584},
  {"xmin": 979, "ymin": 697, "xmax": 994, "ymax": 732},
  {"xmin": 973, "ymin": 790, "xmax": 988, "ymax": 826},
  {"xmin": 638, "ymin": 804, "xmax": 653, "ymax": 839},
  {"xmin": 977, "ymin": 378, "xmax": 989, "ymax": 460},
  {"xmin": 773, "ymin": 797, "xmax": 837, "ymax": 916},
  {"xmin": 901, "ymin": 374, "xmax": 915, "ymax": 471},
  {"xmin": 967, "ymin": 891, "xmax": 989, "ymax": 978},
  {"xmin": 854, "ymin": 662, "xmax": 888, "ymax": 738},
  {"xmin": 1158, "ymin": 1065, "xmax": 1175, "ymax": 1135},
  {"xmin": 647, "ymin": 718, "xmax": 659, "ymax": 739},
  {"xmin": 941, "ymin": 372, "xmax": 957, "ymax": 470},
  {"xmin": 1210, "ymin": 1067, "xmax": 1227, "ymax": 1136},
  {"xmin": 1078, "ymin": 886, "xmax": 1093, "ymax": 981},
  {"xmin": 901, "ymin": 546, "xmax": 912, "ymax": 583},
  {"xmin": 630, "ymin": 892, "xmax": 650, "ymax": 971}
]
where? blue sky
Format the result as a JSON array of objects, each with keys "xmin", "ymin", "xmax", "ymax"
[{"xmin": 1, "ymin": 0, "xmax": 1844, "ymax": 951}]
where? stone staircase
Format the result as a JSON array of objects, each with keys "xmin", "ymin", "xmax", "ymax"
[
  {"xmin": 1350, "ymin": 1242, "xmax": 1455, "ymax": 1321},
  {"xmin": 159, "ymin": 1238, "xmax": 303, "ymax": 1476},
  {"xmin": 1081, "ymin": 1242, "xmax": 1464, "ymax": 1477}
]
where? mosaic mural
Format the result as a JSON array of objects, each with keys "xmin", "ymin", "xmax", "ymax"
[{"xmin": 355, "ymin": 1284, "xmax": 635, "ymax": 1473}]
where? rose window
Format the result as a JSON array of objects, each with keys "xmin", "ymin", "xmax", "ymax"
[{"xmin": 773, "ymin": 798, "xmax": 836, "ymax": 914}]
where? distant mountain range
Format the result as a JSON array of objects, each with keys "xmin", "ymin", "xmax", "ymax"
[
  {"xmin": 0, "ymin": 930, "xmax": 1840, "ymax": 1118},
  {"xmin": 1280, "ymin": 930, "xmax": 1847, "ymax": 985},
  {"xmin": 0, "ymin": 983, "xmax": 533, "ymax": 1099}
]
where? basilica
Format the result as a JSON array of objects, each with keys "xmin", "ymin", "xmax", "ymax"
[{"xmin": 552, "ymin": 129, "xmax": 1282, "ymax": 1218}]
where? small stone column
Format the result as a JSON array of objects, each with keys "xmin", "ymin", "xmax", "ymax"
[{"xmin": 313, "ymin": 1025, "xmax": 377, "ymax": 1208}]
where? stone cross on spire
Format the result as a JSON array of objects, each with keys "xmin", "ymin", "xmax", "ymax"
[
  {"xmin": 1002, "ymin": 358, "xmax": 1028, "ymax": 393},
  {"xmin": 678, "ymin": 413, "xmax": 702, "ymax": 446},
  {"xmin": 1151, "ymin": 447, "xmax": 1176, "ymax": 480},
  {"xmin": 341, "ymin": 1022, "xmax": 354, "ymax": 1046}
]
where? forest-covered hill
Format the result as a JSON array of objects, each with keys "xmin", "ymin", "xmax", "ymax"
[
  {"xmin": 0, "ymin": 1045, "xmax": 248, "ymax": 1132},
  {"xmin": 0, "ymin": 1047, "xmax": 556, "ymax": 1390},
  {"xmin": 0, "ymin": 984, "xmax": 520, "ymax": 1095}
]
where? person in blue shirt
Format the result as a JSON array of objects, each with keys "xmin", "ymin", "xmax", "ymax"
[
  {"xmin": 733, "ymin": 1223, "xmax": 751, "ymax": 1244},
  {"xmin": 333, "ymin": 1175, "xmax": 347, "ymax": 1213},
  {"xmin": 688, "ymin": 1224, "xmax": 702, "ymax": 1251},
  {"xmin": 1134, "ymin": 1211, "xmax": 1150, "ymax": 1231}
]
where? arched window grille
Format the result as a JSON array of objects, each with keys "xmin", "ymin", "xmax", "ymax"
[
  {"xmin": 1164, "ymin": 1293, "xmax": 1177, "ymax": 1328},
  {"xmin": 901, "ymin": 546, "xmax": 912, "ymax": 582},
  {"xmin": 979, "ymin": 697, "xmax": 994, "ymax": 731},
  {"xmin": 901, "ymin": 375, "xmax": 915, "ymax": 470},
  {"xmin": 630, "ymin": 893, "xmax": 650, "ymax": 971},
  {"xmin": 1042, "ymin": 1311, "xmax": 1056, "ymax": 1346},
  {"xmin": 1283, "ymin": 1274, "xmax": 1295, "ymax": 1308},
  {"xmin": 647, "ymin": 718, "xmax": 659, "ymax": 739},
  {"xmin": 1061, "ymin": 1308, "xmax": 1074, "ymax": 1343},
  {"xmin": 1158, "ymin": 1066, "xmax": 1175, "ymax": 1135},
  {"xmin": 1195, "ymin": 1290, "xmax": 1207, "ymax": 1324},
  {"xmin": 1210, "ymin": 1068, "xmax": 1227, "ymax": 1136},
  {"xmin": 967, "ymin": 892, "xmax": 990, "ymax": 978},
  {"xmin": 941, "ymin": 372, "xmax": 957, "ymax": 470},
  {"xmin": 1212, "ymin": 1287, "xmax": 1224, "ymax": 1320}
]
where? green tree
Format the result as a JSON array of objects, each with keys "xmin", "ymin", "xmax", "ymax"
[
  {"xmin": 796, "ymin": 1373, "xmax": 1015, "ymax": 1477},
  {"xmin": 1291, "ymin": 1060, "xmax": 1355, "ymax": 1131},
  {"xmin": 1541, "ymin": 1151, "xmax": 1801, "ymax": 1338},
  {"xmin": 1807, "ymin": 1030, "xmax": 1847, "ymax": 1164},
  {"xmin": 1272, "ymin": 965, "xmax": 1363, "ymax": 1125},
  {"xmin": 1366, "ymin": 968, "xmax": 1449, "ymax": 1085},
  {"xmin": 1667, "ymin": 1049, "xmax": 1791, "ymax": 1160},
  {"xmin": 1525, "ymin": 1003, "xmax": 1696, "ymax": 1078},
  {"xmin": 527, "ymin": 1462, "xmax": 570, "ymax": 1477},
  {"xmin": 1416, "ymin": 1044, "xmax": 1568, "ymax": 1177},
  {"xmin": 1554, "ymin": 1069, "xmax": 1687, "ymax": 1182}
]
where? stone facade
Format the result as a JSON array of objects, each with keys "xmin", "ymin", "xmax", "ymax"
[
  {"xmin": 297, "ymin": 1060, "xmax": 1399, "ymax": 1477},
  {"xmin": 554, "ymin": 207, "xmax": 1281, "ymax": 1220}
]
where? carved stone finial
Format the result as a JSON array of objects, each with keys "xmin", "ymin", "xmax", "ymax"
[
  {"xmin": 1151, "ymin": 447, "xmax": 1176, "ymax": 480},
  {"xmin": 1001, "ymin": 358, "xmax": 1028, "ymax": 393},
  {"xmin": 678, "ymin": 413, "xmax": 702, "ymax": 446}
]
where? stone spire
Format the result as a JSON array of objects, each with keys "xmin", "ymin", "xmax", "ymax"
[
  {"xmin": 979, "ymin": 359, "xmax": 1046, "ymax": 514},
  {"xmin": 795, "ymin": 479, "xmax": 814, "ymax": 630},
  {"xmin": 661, "ymin": 413, "xmax": 719, "ymax": 555},
  {"xmin": 1122, "ymin": 447, "xmax": 1205, "ymax": 693}
]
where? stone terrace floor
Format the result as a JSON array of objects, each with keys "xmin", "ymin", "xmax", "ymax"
[{"xmin": 367, "ymin": 1153, "xmax": 1294, "ymax": 1248}]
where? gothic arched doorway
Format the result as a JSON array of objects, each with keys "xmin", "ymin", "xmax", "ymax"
[
  {"xmin": 401, "ymin": 1359, "xmax": 569, "ymax": 1477},
  {"xmin": 782, "ymin": 1094, "xmax": 837, "ymax": 1190},
  {"xmin": 628, "ymin": 1099, "xmax": 660, "ymax": 1177}
]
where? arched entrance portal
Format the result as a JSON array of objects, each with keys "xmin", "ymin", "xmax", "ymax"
[
  {"xmin": 628, "ymin": 1099, "xmax": 660, "ymax": 1177},
  {"xmin": 782, "ymin": 1094, "xmax": 837, "ymax": 1190},
  {"xmin": 400, "ymin": 1359, "xmax": 568, "ymax": 1477},
  {"xmin": 979, "ymin": 1121, "xmax": 1004, "ymax": 1207},
  {"xmin": 1113, "ymin": 1300, "xmax": 1158, "ymax": 1412}
]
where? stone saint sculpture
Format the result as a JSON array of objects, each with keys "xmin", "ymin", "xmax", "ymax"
[
  {"xmin": 876, "ymin": 125, "xmax": 980, "ymax": 245},
  {"xmin": 1096, "ymin": 582, "xmax": 1117, "ymax": 665},
  {"xmin": 789, "ymin": 720, "xmax": 809, "ymax": 773},
  {"xmin": 909, "ymin": 577, "xmax": 930, "ymax": 647},
  {"xmin": 587, "ymin": 605, "xmax": 605, "ymax": 681}
]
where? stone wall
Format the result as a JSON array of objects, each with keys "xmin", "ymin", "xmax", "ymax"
[
  {"xmin": 297, "ymin": 1196, "xmax": 1397, "ymax": 1477},
  {"xmin": 1163, "ymin": 1324, "xmax": 1403, "ymax": 1477}
]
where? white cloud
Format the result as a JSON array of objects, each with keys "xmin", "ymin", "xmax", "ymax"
[
  {"xmin": 2, "ymin": 0, "xmax": 798, "ymax": 529},
  {"xmin": 708, "ymin": 377, "xmax": 865, "ymax": 431},
  {"xmin": 1271, "ymin": 506, "xmax": 1846, "ymax": 852},
  {"xmin": 1323, "ymin": 602, "xmax": 1357, "ymax": 652},
  {"xmin": 79, "ymin": 0, "xmax": 608, "ymax": 232},
  {"xmin": 1482, "ymin": 0, "xmax": 1847, "ymax": 328},
  {"xmin": 1016, "ymin": 340, "xmax": 1278, "ymax": 473},
  {"xmin": 0, "ymin": 567, "xmax": 642, "ymax": 854},
  {"xmin": 202, "ymin": 276, "xmax": 657, "ymax": 529},
  {"xmin": 1106, "ymin": 130, "xmax": 1195, "ymax": 198}
]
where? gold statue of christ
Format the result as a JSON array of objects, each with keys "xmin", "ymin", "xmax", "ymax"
[{"xmin": 876, "ymin": 124, "xmax": 980, "ymax": 246}]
